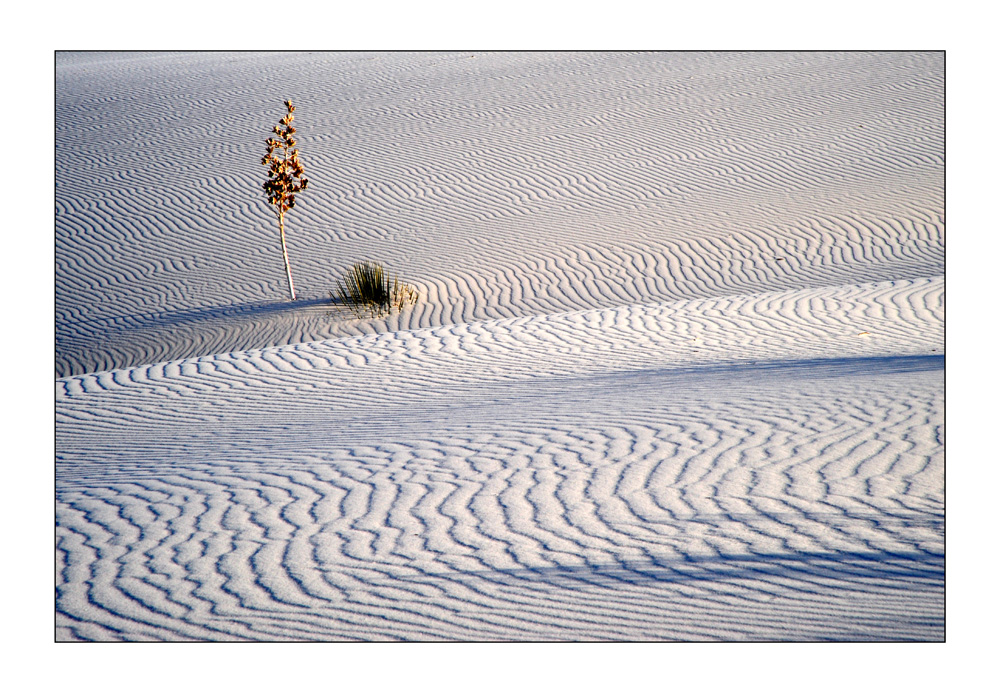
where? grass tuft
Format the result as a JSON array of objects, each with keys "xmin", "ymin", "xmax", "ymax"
[{"xmin": 333, "ymin": 260, "xmax": 418, "ymax": 318}]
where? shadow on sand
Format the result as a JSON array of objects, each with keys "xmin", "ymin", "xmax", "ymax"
[
  {"xmin": 59, "ymin": 296, "xmax": 337, "ymax": 330},
  {"xmin": 393, "ymin": 549, "xmax": 944, "ymax": 589}
]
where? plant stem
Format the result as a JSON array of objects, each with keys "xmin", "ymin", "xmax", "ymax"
[{"xmin": 279, "ymin": 212, "xmax": 296, "ymax": 300}]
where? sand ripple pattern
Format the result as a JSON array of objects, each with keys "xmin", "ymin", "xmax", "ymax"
[
  {"xmin": 56, "ymin": 280, "xmax": 943, "ymax": 640},
  {"xmin": 56, "ymin": 52, "xmax": 943, "ymax": 377}
]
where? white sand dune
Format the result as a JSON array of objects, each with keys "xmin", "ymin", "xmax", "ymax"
[
  {"xmin": 56, "ymin": 51, "xmax": 942, "ymax": 377},
  {"xmin": 55, "ymin": 51, "xmax": 943, "ymax": 641}
]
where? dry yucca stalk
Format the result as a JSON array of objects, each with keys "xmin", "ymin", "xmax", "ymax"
[
  {"xmin": 262, "ymin": 100, "xmax": 309, "ymax": 300},
  {"xmin": 333, "ymin": 261, "xmax": 418, "ymax": 318}
]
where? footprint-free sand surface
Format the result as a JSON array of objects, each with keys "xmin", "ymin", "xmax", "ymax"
[{"xmin": 55, "ymin": 51, "xmax": 943, "ymax": 641}]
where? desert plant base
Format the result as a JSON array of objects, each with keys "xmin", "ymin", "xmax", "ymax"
[{"xmin": 334, "ymin": 261, "xmax": 418, "ymax": 318}]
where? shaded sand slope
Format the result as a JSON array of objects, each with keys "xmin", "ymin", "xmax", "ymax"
[
  {"xmin": 56, "ymin": 278, "xmax": 943, "ymax": 640},
  {"xmin": 56, "ymin": 52, "xmax": 943, "ymax": 377}
]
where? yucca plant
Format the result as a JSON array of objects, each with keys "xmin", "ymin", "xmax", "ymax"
[
  {"xmin": 262, "ymin": 99, "xmax": 308, "ymax": 300},
  {"xmin": 333, "ymin": 261, "xmax": 418, "ymax": 318}
]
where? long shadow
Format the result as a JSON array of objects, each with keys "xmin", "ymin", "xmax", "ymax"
[
  {"xmin": 634, "ymin": 353, "xmax": 944, "ymax": 381},
  {"xmin": 525, "ymin": 353, "xmax": 945, "ymax": 391},
  {"xmin": 394, "ymin": 548, "xmax": 944, "ymax": 589},
  {"xmin": 57, "ymin": 296, "xmax": 336, "ymax": 331},
  {"xmin": 399, "ymin": 353, "xmax": 946, "ymax": 418},
  {"xmin": 383, "ymin": 548, "xmax": 944, "ymax": 640},
  {"xmin": 660, "ymin": 352, "xmax": 943, "ymax": 381}
]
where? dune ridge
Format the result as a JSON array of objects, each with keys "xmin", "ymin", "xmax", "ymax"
[
  {"xmin": 57, "ymin": 277, "xmax": 943, "ymax": 640},
  {"xmin": 56, "ymin": 51, "xmax": 943, "ymax": 641},
  {"xmin": 56, "ymin": 51, "xmax": 942, "ymax": 378}
]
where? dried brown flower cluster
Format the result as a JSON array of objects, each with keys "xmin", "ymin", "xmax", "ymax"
[
  {"xmin": 262, "ymin": 100, "xmax": 309, "ymax": 213},
  {"xmin": 261, "ymin": 100, "xmax": 308, "ymax": 300}
]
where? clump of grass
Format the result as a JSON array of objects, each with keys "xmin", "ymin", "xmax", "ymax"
[{"xmin": 333, "ymin": 261, "xmax": 418, "ymax": 318}]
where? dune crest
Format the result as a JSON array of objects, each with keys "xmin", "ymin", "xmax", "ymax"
[
  {"xmin": 56, "ymin": 51, "xmax": 942, "ymax": 378},
  {"xmin": 57, "ymin": 278, "xmax": 943, "ymax": 640}
]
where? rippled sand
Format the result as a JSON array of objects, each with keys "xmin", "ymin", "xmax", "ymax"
[{"xmin": 55, "ymin": 51, "xmax": 943, "ymax": 641}]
